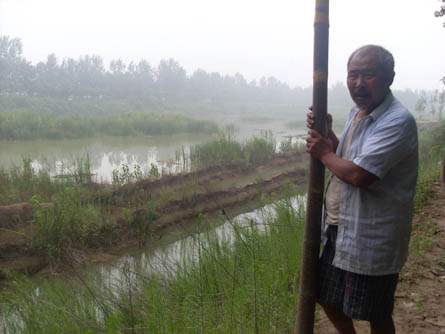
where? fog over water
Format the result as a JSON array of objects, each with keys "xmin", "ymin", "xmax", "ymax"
[{"xmin": 1, "ymin": 0, "xmax": 444, "ymax": 90}]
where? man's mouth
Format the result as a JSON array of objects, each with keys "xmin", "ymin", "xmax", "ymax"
[{"xmin": 354, "ymin": 92, "xmax": 370, "ymax": 98}]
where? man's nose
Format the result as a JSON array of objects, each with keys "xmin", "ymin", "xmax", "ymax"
[{"xmin": 355, "ymin": 74, "xmax": 365, "ymax": 87}]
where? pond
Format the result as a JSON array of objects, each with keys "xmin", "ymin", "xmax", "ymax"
[{"xmin": 0, "ymin": 118, "xmax": 307, "ymax": 182}]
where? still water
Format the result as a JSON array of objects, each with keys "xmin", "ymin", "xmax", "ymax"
[
  {"xmin": 0, "ymin": 119, "xmax": 306, "ymax": 182},
  {"xmin": 96, "ymin": 193, "xmax": 307, "ymax": 286}
]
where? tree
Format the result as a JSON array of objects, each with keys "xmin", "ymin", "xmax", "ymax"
[
  {"xmin": 435, "ymin": 0, "xmax": 445, "ymax": 26},
  {"xmin": 157, "ymin": 58, "xmax": 186, "ymax": 93},
  {"xmin": 0, "ymin": 36, "xmax": 33, "ymax": 94},
  {"xmin": 435, "ymin": 0, "xmax": 445, "ymax": 83}
]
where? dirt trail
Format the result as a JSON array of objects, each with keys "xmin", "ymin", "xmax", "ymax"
[{"xmin": 315, "ymin": 181, "xmax": 445, "ymax": 333}]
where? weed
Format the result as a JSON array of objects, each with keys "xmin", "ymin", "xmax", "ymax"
[
  {"xmin": 280, "ymin": 137, "xmax": 293, "ymax": 152},
  {"xmin": 1, "ymin": 197, "xmax": 305, "ymax": 333},
  {"xmin": 189, "ymin": 128, "xmax": 275, "ymax": 169},
  {"xmin": 0, "ymin": 110, "xmax": 218, "ymax": 140},
  {"xmin": 30, "ymin": 186, "xmax": 106, "ymax": 261}
]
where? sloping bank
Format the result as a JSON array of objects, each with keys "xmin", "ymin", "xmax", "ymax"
[{"xmin": 0, "ymin": 149, "xmax": 307, "ymax": 280}]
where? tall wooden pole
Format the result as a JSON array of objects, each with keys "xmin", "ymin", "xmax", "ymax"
[{"xmin": 294, "ymin": 0, "xmax": 329, "ymax": 333}]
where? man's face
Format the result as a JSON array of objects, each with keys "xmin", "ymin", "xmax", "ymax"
[{"xmin": 347, "ymin": 51, "xmax": 393, "ymax": 113}]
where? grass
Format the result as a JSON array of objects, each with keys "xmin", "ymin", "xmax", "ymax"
[
  {"xmin": 405, "ymin": 122, "xmax": 444, "ymax": 263},
  {"xmin": 413, "ymin": 122, "xmax": 445, "ymax": 213},
  {"xmin": 29, "ymin": 186, "xmax": 115, "ymax": 261},
  {"xmin": 0, "ymin": 111, "xmax": 218, "ymax": 140},
  {"xmin": 0, "ymin": 156, "xmax": 99, "ymax": 206},
  {"xmin": 189, "ymin": 128, "xmax": 276, "ymax": 169},
  {"xmin": 0, "ymin": 121, "xmax": 443, "ymax": 333},
  {"xmin": 0, "ymin": 157, "xmax": 63, "ymax": 205},
  {"xmin": 0, "ymin": 156, "xmax": 120, "ymax": 261},
  {"xmin": 1, "ymin": 196, "xmax": 305, "ymax": 333},
  {"xmin": 0, "ymin": 128, "xmax": 290, "ymax": 265}
]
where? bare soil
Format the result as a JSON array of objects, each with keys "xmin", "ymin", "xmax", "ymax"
[
  {"xmin": 0, "ymin": 150, "xmax": 307, "ymax": 280},
  {"xmin": 315, "ymin": 181, "xmax": 445, "ymax": 333}
]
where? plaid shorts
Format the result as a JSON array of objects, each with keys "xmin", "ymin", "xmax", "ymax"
[{"xmin": 317, "ymin": 225, "xmax": 399, "ymax": 321}]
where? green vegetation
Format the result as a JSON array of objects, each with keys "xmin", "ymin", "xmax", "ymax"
[
  {"xmin": 413, "ymin": 121, "xmax": 445, "ymax": 212},
  {"xmin": 0, "ymin": 121, "xmax": 443, "ymax": 333},
  {"xmin": 189, "ymin": 128, "xmax": 276, "ymax": 169},
  {"xmin": 0, "ymin": 35, "xmax": 426, "ymax": 135},
  {"xmin": 1, "ymin": 197, "xmax": 305, "ymax": 333},
  {"xmin": 0, "ymin": 157, "xmax": 77, "ymax": 205},
  {"xmin": 30, "ymin": 187, "xmax": 115, "ymax": 261},
  {"xmin": 0, "ymin": 110, "xmax": 218, "ymax": 140},
  {"xmin": 0, "ymin": 155, "xmax": 105, "ymax": 205}
]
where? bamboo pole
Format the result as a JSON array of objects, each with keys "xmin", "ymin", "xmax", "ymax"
[{"xmin": 294, "ymin": 0, "xmax": 329, "ymax": 333}]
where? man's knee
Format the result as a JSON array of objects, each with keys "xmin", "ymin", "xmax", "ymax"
[{"xmin": 319, "ymin": 302, "xmax": 356, "ymax": 334}]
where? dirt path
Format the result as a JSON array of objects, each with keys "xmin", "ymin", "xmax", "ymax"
[{"xmin": 315, "ymin": 181, "xmax": 445, "ymax": 333}]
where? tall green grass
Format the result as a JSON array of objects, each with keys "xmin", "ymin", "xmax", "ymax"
[
  {"xmin": 0, "ymin": 111, "xmax": 218, "ymax": 140},
  {"xmin": 189, "ymin": 128, "xmax": 276, "ymax": 168},
  {"xmin": 413, "ymin": 122, "xmax": 445, "ymax": 212},
  {"xmin": 0, "ymin": 157, "xmax": 57, "ymax": 205},
  {"xmin": 0, "ymin": 156, "xmax": 96, "ymax": 205},
  {"xmin": 0, "ymin": 156, "xmax": 118, "ymax": 261},
  {"xmin": 30, "ymin": 186, "xmax": 115, "ymax": 261},
  {"xmin": 1, "ymin": 198, "xmax": 305, "ymax": 333},
  {"xmin": 0, "ymin": 122, "xmax": 443, "ymax": 334}
]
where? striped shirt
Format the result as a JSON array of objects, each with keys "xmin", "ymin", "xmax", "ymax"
[{"xmin": 323, "ymin": 92, "xmax": 419, "ymax": 275}]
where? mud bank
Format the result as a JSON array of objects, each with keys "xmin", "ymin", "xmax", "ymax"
[{"xmin": 0, "ymin": 150, "xmax": 308, "ymax": 280}]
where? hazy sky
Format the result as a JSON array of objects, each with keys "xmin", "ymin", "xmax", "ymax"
[{"xmin": 1, "ymin": 0, "xmax": 444, "ymax": 90}]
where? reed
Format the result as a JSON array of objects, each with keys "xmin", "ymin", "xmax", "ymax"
[
  {"xmin": 189, "ymin": 128, "xmax": 276, "ymax": 169},
  {"xmin": 0, "ymin": 111, "xmax": 218, "ymax": 140},
  {"xmin": 1, "ymin": 196, "xmax": 305, "ymax": 333}
]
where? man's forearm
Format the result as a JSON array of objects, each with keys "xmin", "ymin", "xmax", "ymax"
[{"xmin": 320, "ymin": 152, "xmax": 377, "ymax": 187}]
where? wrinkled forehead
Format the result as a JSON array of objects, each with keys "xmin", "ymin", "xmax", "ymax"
[{"xmin": 347, "ymin": 51, "xmax": 381, "ymax": 72}]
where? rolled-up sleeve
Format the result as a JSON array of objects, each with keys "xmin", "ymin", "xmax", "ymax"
[{"xmin": 353, "ymin": 115, "xmax": 417, "ymax": 179}]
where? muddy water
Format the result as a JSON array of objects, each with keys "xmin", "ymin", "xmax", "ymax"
[
  {"xmin": 0, "ymin": 119, "xmax": 306, "ymax": 182},
  {"xmin": 0, "ymin": 193, "xmax": 307, "ymax": 332},
  {"xmin": 96, "ymin": 193, "xmax": 307, "ymax": 286},
  {"xmin": 0, "ymin": 133, "xmax": 211, "ymax": 182}
]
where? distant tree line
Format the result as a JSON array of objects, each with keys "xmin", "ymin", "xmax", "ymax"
[
  {"xmin": 0, "ymin": 35, "xmax": 426, "ymax": 110},
  {"xmin": 0, "ymin": 36, "xmax": 309, "ymax": 105}
]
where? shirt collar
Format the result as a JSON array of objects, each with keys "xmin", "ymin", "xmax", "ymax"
[{"xmin": 351, "ymin": 91, "xmax": 395, "ymax": 122}]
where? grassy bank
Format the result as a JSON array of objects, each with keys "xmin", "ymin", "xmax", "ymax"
[
  {"xmin": 413, "ymin": 122, "xmax": 445, "ymax": 212},
  {"xmin": 0, "ymin": 132, "xmax": 303, "ymax": 262},
  {"xmin": 189, "ymin": 128, "xmax": 276, "ymax": 169},
  {"xmin": 0, "ymin": 111, "xmax": 218, "ymax": 140},
  {"xmin": 1, "ymin": 197, "xmax": 305, "ymax": 333}
]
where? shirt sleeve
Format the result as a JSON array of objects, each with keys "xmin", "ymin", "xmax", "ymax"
[{"xmin": 352, "ymin": 113, "xmax": 417, "ymax": 179}]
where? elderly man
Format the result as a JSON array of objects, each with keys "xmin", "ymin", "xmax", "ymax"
[{"xmin": 306, "ymin": 45, "xmax": 418, "ymax": 334}]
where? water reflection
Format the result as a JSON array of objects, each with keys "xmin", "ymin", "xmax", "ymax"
[
  {"xmin": 0, "ymin": 120, "xmax": 306, "ymax": 182},
  {"xmin": 98, "ymin": 194, "xmax": 307, "ymax": 286}
]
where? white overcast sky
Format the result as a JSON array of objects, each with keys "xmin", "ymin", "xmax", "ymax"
[{"xmin": 1, "ymin": 0, "xmax": 444, "ymax": 90}]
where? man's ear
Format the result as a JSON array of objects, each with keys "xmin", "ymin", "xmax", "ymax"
[{"xmin": 386, "ymin": 71, "xmax": 395, "ymax": 87}]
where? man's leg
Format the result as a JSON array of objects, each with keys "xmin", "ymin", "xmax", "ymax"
[
  {"xmin": 318, "ymin": 225, "xmax": 355, "ymax": 333},
  {"xmin": 319, "ymin": 302, "xmax": 356, "ymax": 334},
  {"xmin": 370, "ymin": 316, "xmax": 395, "ymax": 334},
  {"xmin": 343, "ymin": 271, "xmax": 399, "ymax": 334}
]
